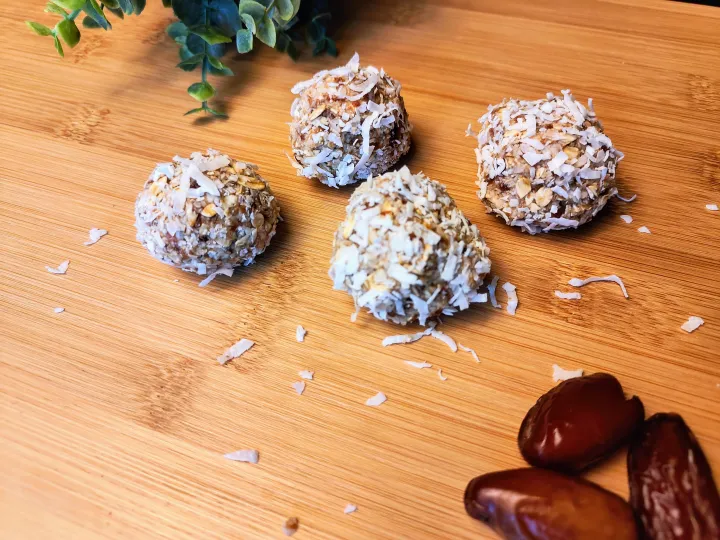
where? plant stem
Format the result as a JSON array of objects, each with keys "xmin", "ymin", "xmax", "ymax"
[
  {"xmin": 201, "ymin": 55, "xmax": 209, "ymax": 111},
  {"xmin": 68, "ymin": 9, "xmax": 81, "ymax": 20}
]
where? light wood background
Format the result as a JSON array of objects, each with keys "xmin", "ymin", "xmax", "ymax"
[{"xmin": 2, "ymin": 0, "xmax": 719, "ymax": 538}]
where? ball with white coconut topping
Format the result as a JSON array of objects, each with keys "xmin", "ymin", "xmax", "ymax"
[
  {"xmin": 329, "ymin": 166, "xmax": 492, "ymax": 325},
  {"xmin": 289, "ymin": 53, "xmax": 412, "ymax": 188},
  {"xmin": 134, "ymin": 150, "xmax": 280, "ymax": 278},
  {"xmin": 471, "ymin": 90, "xmax": 623, "ymax": 234}
]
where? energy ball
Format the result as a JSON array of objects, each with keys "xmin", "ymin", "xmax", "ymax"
[
  {"xmin": 329, "ymin": 167, "xmax": 492, "ymax": 326},
  {"xmin": 134, "ymin": 150, "xmax": 280, "ymax": 278},
  {"xmin": 471, "ymin": 90, "xmax": 623, "ymax": 234},
  {"xmin": 289, "ymin": 53, "xmax": 412, "ymax": 188}
]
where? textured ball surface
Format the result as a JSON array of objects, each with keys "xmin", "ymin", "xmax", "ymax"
[
  {"xmin": 472, "ymin": 90, "xmax": 623, "ymax": 234},
  {"xmin": 134, "ymin": 150, "xmax": 280, "ymax": 276},
  {"xmin": 330, "ymin": 167, "xmax": 492, "ymax": 325},
  {"xmin": 289, "ymin": 53, "xmax": 412, "ymax": 188}
]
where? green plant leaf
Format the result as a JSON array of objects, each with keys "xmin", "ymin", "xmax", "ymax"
[
  {"xmin": 205, "ymin": 107, "xmax": 227, "ymax": 117},
  {"xmin": 83, "ymin": 0, "xmax": 111, "ymax": 30},
  {"xmin": 275, "ymin": 0, "xmax": 293, "ymax": 21},
  {"xmin": 325, "ymin": 37, "xmax": 337, "ymax": 57},
  {"xmin": 45, "ymin": 2, "xmax": 69, "ymax": 15},
  {"xmin": 239, "ymin": 13, "xmax": 255, "ymax": 34},
  {"xmin": 184, "ymin": 107, "xmax": 206, "ymax": 116},
  {"xmin": 54, "ymin": 0, "xmax": 86, "ymax": 9},
  {"xmin": 171, "ymin": 0, "xmax": 204, "ymax": 26},
  {"xmin": 166, "ymin": 21, "xmax": 188, "ymax": 40},
  {"xmin": 307, "ymin": 20, "xmax": 325, "ymax": 42},
  {"xmin": 210, "ymin": 0, "xmax": 241, "ymax": 36},
  {"xmin": 162, "ymin": 0, "xmax": 171, "ymax": 7},
  {"xmin": 53, "ymin": 35, "xmax": 65, "ymax": 57},
  {"xmin": 189, "ymin": 24, "xmax": 232, "ymax": 45},
  {"xmin": 207, "ymin": 55, "xmax": 233, "ymax": 75},
  {"xmin": 82, "ymin": 15, "xmax": 102, "ymax": 28},
  {"xmin": 57, "ymin": 19, "xmax": 81, "ymax": 47},
  {"xmin": 107, "ymin": 6, "xmax": 125, "ymax": 19},
  {"xmin": 188, "ymin": 81, "xmax": 215, "ymax": 101},
  {"xmin": 236, "ymin": 28, "xmax": 253, "ymax": 53},
  {"xmin": 130, "ymin": 0, "xmax": 146, "ymax": 14},
  {"xmin": 238, "ymin": 0, "xmax": 265, "ymax": 25},
  {"xmin": 117, "ymin": 0, "xmax": 133, "ymax": 12},
  {"xmin": 101, "ymin": 0, "xmax": 120, "ymax": 8},
  {"xmin": 176, "ymin": 53, "xmax": 204, "ymax": 69},
  {"xmin": 26, "ymin": 21, "xmax": 54, "ymax": 36},
  {"xmin": 256, "ymin": 15, "xmax": 275, "ymax": 47}
]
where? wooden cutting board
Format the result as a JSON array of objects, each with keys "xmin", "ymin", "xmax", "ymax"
[{"xmin": 2, "ymin": 0, "xmax": 719, "ymax": 538}]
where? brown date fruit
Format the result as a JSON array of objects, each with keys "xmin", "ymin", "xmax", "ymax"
[
  {"xmin": 518, "ymin": 372, "xmax": 644, "ymax": 473},
  {"xmin": 464, "ymin": 468, "xmax": 639, "ymax": 539},
  {"xmin": 628, "ymin": 413, "xmax": 720, "ymax": 540}
]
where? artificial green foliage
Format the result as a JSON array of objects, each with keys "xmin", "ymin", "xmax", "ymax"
[{"xmin": 26, "ymin": 0, "xmax": 336, "ymax": 118}]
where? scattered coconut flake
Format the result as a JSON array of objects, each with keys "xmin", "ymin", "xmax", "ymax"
[
  {"xmin": 198, "ymin": 267, "xmax": 233, "ymax": 287},
  {"xmin": 458, "ymin": 344, "xmax": 480, "ymax": 362},
  {"xmin": 282, "ymin": 517, "xmax": 299, "ymax": 537},
  {"xmin": 84, "ymin": 228, "xmax": 108, "ymax": 246},
  {"xmin": 296, "ymin": 325, "xmax": 307, "ymax": 342},
  {"xmin": 344, "ymin": 504, "xmax": 358, "ymax": 514},
  {"xmin": 216, "ymin": 338, "xmax": 254, "ymax": 365},
  {"xmin": 292, "ymin": 381, "xmax": 306, "ymax": 395},
  {"xmin": 46, "ymin": 260, "xmax": 70, "ymax": 274},
  {"xmin": 298, "ymin": 370, "xmax": 314, "ymax": 380},
  {"xmin": 382, "ymin": 326, "xmax": 434, "ymax": 347},
  {"xmin": 53, "ymin": 307, "xmax": 65, "ymax": 313},
  {"xmin": 487, "ymin": 275, "xmax": 501, "ymax": 308},
  {"xmin": 365, "ymin": 392, "xmax": 387, "ymax": 407},
  {"xmin": 620, "ymin": 215, "xmax": 633, "ymax": 223},
  {"xmin": 404, "ymin": 361, "xmax": 432, "ymax": 369},
  {"xmin": 465, "ymin": 124, "xmax": 478, "ymax": 137},
  {"xmin": 552, "ymin": 364, "xmax": 584, "ymax": 382},
  {"xmin": 437, "ymin": 368, "xmax": 448, "ymax": 381},
  {"xmin": 616, "ymin": 193, "xmax": 637, "ymax": 203},
  {"xmin": 554, "ymin": 290, "xmax": 582, "ymax": 300},
  {"xmin": 502, "ymin": 282, "xmax": 518, "ymax": 315},
  {"xmin": 223, "ymin": 449, "xmax": 259, "ymax": 464},
  {"xmin": 706, "ymin": 204, "xmax": 718, "ymax": 211},
  {"xmin": 637, "ymin": 226, "xmax": 651, "ymax": 234},
  {"xmin": 681, "ymin": 316, "xmax": 704, "ymax": 333},
  {"xmin": 568, "ymin": 275, "xmax": 629, "ymax": 299},
  {"xmin": 430, "ymin": 330, "xmax": 458, "ymax": 352}
]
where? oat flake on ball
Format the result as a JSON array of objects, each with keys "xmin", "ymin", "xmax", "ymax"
[
  {"xmin": 471, "ymin": 90, "xmax": 623, "ymax": 234},
  {"xmin": 135, "ymin": 150, "xmax": 280, "ymax": 280},
  {"xmin": 289, "ymin": 53, "xmax": 412, "ymax": 188},
  {"xmin": 329, "ymin": 167, "xmax": 492, "ymax": 326}
]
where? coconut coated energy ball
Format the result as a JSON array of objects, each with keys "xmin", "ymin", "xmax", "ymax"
[
  {"xmin": 135, "ymin": 149, "xmax": 280, "ymax": 278},
  {"xmin": 329, "ymin": 167, "xmax": 492, "ymax": 326},
  {"xmin": 289, "ymin": 53, "xmax": 412, "ymax": 188},
  {"xmin": 471, "ymin": 90, "xmax": 623, "ymax": 234}
]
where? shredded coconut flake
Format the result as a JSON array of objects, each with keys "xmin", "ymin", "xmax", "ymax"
[
  {"xmin": 53, "ymin": 307, "xmax": 65, "ymax": 313},
  {"xmin": 502, "ymin": 282, "xmax": 518, "ymax": 315},
  {"xmin": 437, "ymin": 368, "xmax": 448, "ymax": 381},
  {"xmin": 430, "ymin": 330, "xmax": 458, "ymax": 352},
  {"xmin": 296, "ymin": 325, "xmax": 307, "ymax": 342},
  {"xmin": 46, "ymin": 260, "xmax": 70, "ymax": 274},
  {"xmin": 217, "ymin": 338, "xmax": 254, "ymax": 365},
  {"xmin": 382, "ymin": 326, "xmax": 434, "ymax": 347},
  {"xmin": 553, "ymin": 364, "xmax": 584, "ymax": 382},
  {"xmin": 616, "ymin": 193, "xmax": 637, "ymax": 203},
  {"xmin": 344, "ymin": 504, "xmax": 358, "ymax": 514},
  {"xmin": 554, "ymin": 290, "xmax": 582, "ymax": 300},
  {"xmin": 458, "ymin": 344, "xmax": 480, "ymax": 362},
  {"xmin": 568, "ymin": 275, "xmax": 628, "ymax": 299},
  {"xmin": 198, "ymin": 267, "xmax": 233, "ymax": 287},
  {"xmin": 292, "ymin": 381, "xmax": 306, "ymax": 395},
  {"xmin": 84, "ymin": 228, "xmax": 108, "ymax": 246},
  {"xmin": 488, "ymin": 275, "xmax": 501, "ymax": 308},
  {"xmin": 637, "ymin": 226, "xmax": 651, "ymax": 234},
  {"xmin": 298, "ymin": 370, "xmax": 314, "ymax": 380},
  {"xmin": 223, "ymin": 449, "xmax": 259, "ymax": 464},
  {"xmin": 681, "ymin": 316, "xmax": 704, "ymax": 333},
  {"xmin": 365, "ymin": 392, "xmax": 387, "ymax": 406},
  {"xmin": 404, "ymin": 361, "xmax": 432, "ymax": 369},
  {"xmin": 706, "ymin": 204, "xmax": 719, "ymax": 211},
  {"xmin": 620, "ymin": 215, "xmax": 633, "ymax": 223}
]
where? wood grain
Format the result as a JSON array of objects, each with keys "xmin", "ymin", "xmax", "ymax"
[{"xmin": 2, "ymin": 1, "xmax": 719, "ymax": 538}]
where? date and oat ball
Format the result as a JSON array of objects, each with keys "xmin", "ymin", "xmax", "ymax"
[
  {"xmin": 288, "ymin": 53, "xmax": 412, "ymax": 188},
  {"xmin": 134, "ymin": 150, "xmax": 280, "ymax": 278},
  {"xmin": 470, "ymin": 90, "xmax": 623, "ymax": 234},
  {"xmin": 329, "ymin": 167, "xmax": 492, "ymax": 326}
]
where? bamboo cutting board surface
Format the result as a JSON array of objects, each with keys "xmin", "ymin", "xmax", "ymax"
[{"xmin": 1, "ymin": 1, "xmax": 719, "ymax": 538}]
